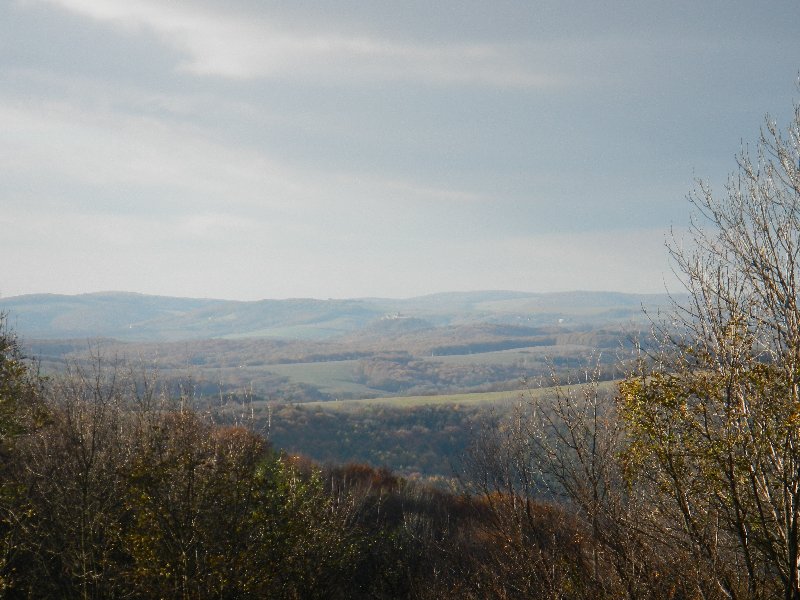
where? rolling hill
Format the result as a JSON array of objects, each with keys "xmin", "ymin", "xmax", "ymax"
[{"xmin": 1, "ymin": 290, "xmax": 674, "ymax": 341}]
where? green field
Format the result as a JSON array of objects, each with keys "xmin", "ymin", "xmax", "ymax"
[
  {"xmin": 303, "ymin": 379, "xmax": 619, "ymax": 410},
  {"xmin": 421, "ymin": 344, "xmax": 587, "ymax": 367},
  {"xmin": 259, "ymin": 345, "xmax": 596, "ymax": 399},
  {"xmin": 264, "ymin": 360, "xmax": 387, "ymax": 397}
]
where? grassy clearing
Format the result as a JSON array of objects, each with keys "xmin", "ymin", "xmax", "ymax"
[
  {"xmin": 422, "ymin": 345, "xmax": 588, "ymax": 367},
  {"xmin": 303, "ymin": 379, "xmax": 620, "ymax": 410},
  {"xmin": 221, "ymin": 323, "xmax": 349, "ymax": 340},
  {"xmin": 265, "ymin": 360, "xmax": 386, "ymax": 397}
]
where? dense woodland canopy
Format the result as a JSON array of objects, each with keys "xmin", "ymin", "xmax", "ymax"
[{"xmin": 2, "ymin": 95, "xmax": 800, "ymax": 598}]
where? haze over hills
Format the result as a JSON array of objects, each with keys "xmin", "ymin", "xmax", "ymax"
[
  {"xmin": 1, "ymin": 290, "xmax": 674, "ymax": 342},
  {"xmin": 0, "ymin": 290, "xmax": 675, "ymax": 407},
  {"xmin": 0, "ymin": 290, "xmax": 678, "ymax": 474}
]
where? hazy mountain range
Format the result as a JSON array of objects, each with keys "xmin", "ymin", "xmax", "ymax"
[{"xmin": 1, "ymin": 290, "xmax": 675, "ymax": 342}]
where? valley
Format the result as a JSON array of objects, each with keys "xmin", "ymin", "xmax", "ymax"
[{"xmin": 5, "ymin": 289, "xmax": 667, "ymax": 403}]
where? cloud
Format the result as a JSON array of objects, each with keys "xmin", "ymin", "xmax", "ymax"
[
  {"xmin": 4, "ymin": 0, "xmax": 722, "ymax": 301},
  {"xmin": 0, "ymin": 89, "xmax": 502, "ymax": 298},
  {"xmin": 28, "ymin": 0, "xmax": 568, "ymax": 88},
  {"xmin": 0, "ymin": 84, "xmax": 491, "ymax": 214},
  {"xmin": 0, "ymin": 98, "xmax": 316, "ymax": 212}
]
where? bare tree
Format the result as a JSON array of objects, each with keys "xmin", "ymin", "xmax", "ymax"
[
  {"xmin": 0, "ymin": 315, "xmax": 45, "ymax": 593},
  {"xmin": 10, "ymin": 354, "xmax": 136, "ymax": 599},
  {"xmin": 460, "ymin": 369, "xmax": 678, "ymax": 600}
]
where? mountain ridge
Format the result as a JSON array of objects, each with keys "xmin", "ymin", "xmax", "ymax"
[{"xmin": 1, "ymin": 290, "xmax": 675, "ymax": 342}]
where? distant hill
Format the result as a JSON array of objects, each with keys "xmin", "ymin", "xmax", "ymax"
[{"xmin": 0, "ymin": 290, "xmax": 675, "ymax": 342}]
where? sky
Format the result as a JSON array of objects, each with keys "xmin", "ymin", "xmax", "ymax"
[{"xmin": 1, "ymin": 0, "xmax": 799, "ymax": 300}]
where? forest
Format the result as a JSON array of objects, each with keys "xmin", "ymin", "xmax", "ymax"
[
  {"xmin": 2, "ymin": 102, "xmax": 800, "ymax": 599},
  {"xmin": 0, "ymin": 321, "xmax": 726, "ymax": 599},
  {"xmin": 0, "ymin": 328, "xmax": 633, "ymax": 599}
]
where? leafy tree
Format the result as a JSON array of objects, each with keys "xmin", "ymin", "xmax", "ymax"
[
  {"xmin": 620, "ymin": 93, "xmax": 800, "ymax": 599},
  {"xmin": 123, "ymin": 408, "xmax": 371, "ymax": 599},
  {"xmin": 124, "ymin": 411, "xmax": 272, "ymax": 598}
]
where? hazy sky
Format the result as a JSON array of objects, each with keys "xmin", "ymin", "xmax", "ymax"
[{"xmin": 2, "ymin": 1, "xmax": 799, "ymax": 300}]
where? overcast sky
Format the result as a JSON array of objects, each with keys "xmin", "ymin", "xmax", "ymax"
[{"xmin": 2, "ymin": 1, "xmax": 798, "ymax": 300}]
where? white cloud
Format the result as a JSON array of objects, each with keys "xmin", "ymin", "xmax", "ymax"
[
  {"xmin": 0, "ymin": 98, "xmax": 316, "ymax": 211},
  {"xmin": 29, "ymin": 0, "xmax": 567, "ymax": 87},
  {"xmin": 0, "ymin": 89, "xmax": 490, "ymax": 215},
  {"xmin": 5, "ymin": 0, "xmax": 743, "ymax": 302}
]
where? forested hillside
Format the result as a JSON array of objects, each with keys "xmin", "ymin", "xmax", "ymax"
[
  {"xmin": 0, "ymin": 292, "xmax": 656, "ymax": 483},
  {"xmin": 0, "ymin": 317, "xmax": 654, "ymax": 598}
]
